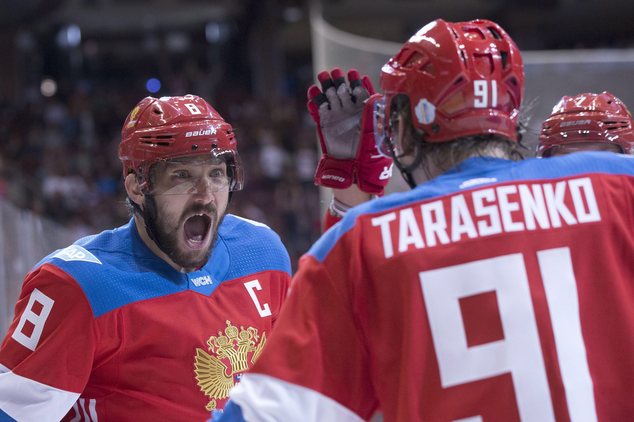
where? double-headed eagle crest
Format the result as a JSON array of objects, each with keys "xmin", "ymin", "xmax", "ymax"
[{"xmin": 194, "ymin": 320, "xmax": 266, "ymax": 411}]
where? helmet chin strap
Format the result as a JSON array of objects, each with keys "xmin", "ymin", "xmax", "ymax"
[
  {"xmin": 385, "ymin": 118, "xmax": 425, "ymax": 189},
  {"xmin": 391, "ymin": 144, "xmax": 424, "ymax": 189}
]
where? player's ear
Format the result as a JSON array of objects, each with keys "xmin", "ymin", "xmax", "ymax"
[{"xmin": 124, "ymin": 173, "xmax": 144, "ymax": 207}]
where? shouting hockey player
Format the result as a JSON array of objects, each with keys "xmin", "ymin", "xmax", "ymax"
[{"xmin": 0, "ymin": 95, "xmax": 291, "ymax": 420}]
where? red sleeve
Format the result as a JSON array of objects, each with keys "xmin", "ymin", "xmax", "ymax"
[
  {"xmin": 0, "ymin": 264, "xmax": 97, "ymax": 393},
  {"xmin": 268, "ymin": 270, "xmax": 291, "ymax": 325},
  {"xmin": 250, "ymin": 254, "xmax": 379, "ymax": 420}
]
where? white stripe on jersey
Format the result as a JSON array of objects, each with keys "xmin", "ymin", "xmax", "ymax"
[
  {"xmin": 0, "ymin": 363, "xmax": 80, "ymax": 421},
  {"xmin": 230, "ymin": 373, "xmax": 363, "ymax": 422},
  {"xmin": 70, "ymin": 398, "xmax": 99, "ymax": 422}
]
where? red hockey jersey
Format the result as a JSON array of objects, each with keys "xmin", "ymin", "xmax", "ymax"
[
  {"xmin": 219, "ymin": 153, "xmax": 634, "ymax": 422},
  {"xmin": 0, "ymin": 215, "xmax": 291, "ymax": 421}
]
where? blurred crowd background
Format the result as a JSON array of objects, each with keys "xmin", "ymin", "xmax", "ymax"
[
  {"xmin": 0, "ymin": 0, "xmax": 326, "ymax": 268},
  {"xmin": 0, "ymin": 62, "xmax": 322, "ymax": 266},
  {"xmin": 0, "ymin": 0, "xmax": 633, "ymax": 271}
]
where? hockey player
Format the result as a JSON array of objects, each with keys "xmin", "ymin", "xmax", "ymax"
[
  {"xmin": 0, "ymin": 95, "xmax": 291, "ymax": 420},
  {"xmin": 537, "ymin": 91, "xmax": 634, "ymax": 157},
  {"xmin": 215, "ymin": 19, "xmax": 634, "ymax": 421}
]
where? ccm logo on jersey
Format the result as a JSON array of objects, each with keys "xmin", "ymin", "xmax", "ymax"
[{"xmin": 53, "ymin": 245, "xmax": 102, "ymax": 264}]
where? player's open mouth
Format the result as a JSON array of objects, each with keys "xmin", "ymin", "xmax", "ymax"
[{"xmin": 183, "ymin": 213, "xmax": 212, "ymax": 249}]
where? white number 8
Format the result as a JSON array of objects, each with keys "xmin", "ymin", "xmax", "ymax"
[
  {"xmin": 184, "ymin": 103, "xmax": 202, "ymax": 115},
  {"xmin": 420, "ymin": 248, "xmax": 597, "ymax": 422},
  {"xmin": 11, "ymin": 288, "xmax": 55, "ymax": 351}
]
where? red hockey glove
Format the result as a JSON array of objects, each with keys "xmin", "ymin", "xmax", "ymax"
[{"xmin": 307, "ymin": 68, "xmax": 393, "ymax": 195}]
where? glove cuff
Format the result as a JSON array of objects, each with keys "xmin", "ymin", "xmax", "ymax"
[
  {"xmin": 354, "ymin": 93, "xmax": 393, "ymax": 195},
  {"xmin": 356, "ymin": 161, "xmax": 392, "ymax": 195},
  {"xmin": 313, "ymin": 156, "xmax": 354, "ymax": 190}
]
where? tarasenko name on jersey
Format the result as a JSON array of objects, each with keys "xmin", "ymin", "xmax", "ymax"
[
  {"xmin": 370, "ymin": 176, "xmax": 598, "ymax": 259},
  {"xmin": 35, "ymin": 214, "xmax": 291, "ymax": 317},
  {"xmin": 310, "ymin": 153, "xmax": 634, "ymax": 262}
]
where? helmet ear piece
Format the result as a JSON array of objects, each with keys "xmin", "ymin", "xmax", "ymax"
[{"xmin": 388, "ymin": 94, "xmax": 428, "ymax": 147}]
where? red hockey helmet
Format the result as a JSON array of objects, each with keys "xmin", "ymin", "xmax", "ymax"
[
  {"xmin": 378, "ymin": 19, "xmax": 524, "ymax": 145},
  {"xmin": 119, "ymin": 95, "xmax": 243, "ymax": 191},
  {"xmin": 537, "ymin": 91, "xmax": 634, "ymax": 157}
]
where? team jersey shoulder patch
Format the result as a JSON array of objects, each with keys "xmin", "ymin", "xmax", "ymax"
[{"xmin": 51, "ymin": 245, "xmax": 102, "ymax": 265}]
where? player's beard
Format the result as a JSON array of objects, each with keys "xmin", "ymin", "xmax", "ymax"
[{"xmin": 142, "ymin": 194, "xmax": 225, "ymax": 271}]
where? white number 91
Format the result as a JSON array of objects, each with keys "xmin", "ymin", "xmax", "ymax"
[
  {"xmin": 420, "ymin": 248, "xmax": 597, "ymax": 422},
  {"xmin": 474, "ymin": 80, "xmax": 498, "ymax": 108}
]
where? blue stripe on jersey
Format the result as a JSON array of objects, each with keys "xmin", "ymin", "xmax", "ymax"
[
  {"xmin": 0, "ymin": 409, "xmax": 16, "ymax": 421},
  {"xmin": 211, "ymin": 401, "xmax": 246, "ymax": 421},
  {"xmin": 309, "ymin": 153, "xmax": 634, "ymax": 262},
  {"xmin": 37, "ymin": 215, "xmax": 290, "ymax": 317},
  {"xmin": 214, "ymin": 215, "xmax": 291, "ymax": 281}
]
